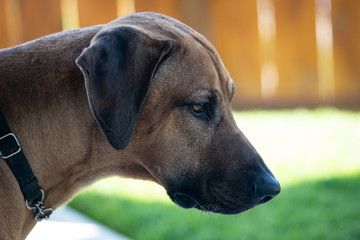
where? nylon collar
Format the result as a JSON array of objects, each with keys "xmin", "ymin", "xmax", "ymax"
[{"xmin": 0, "ymin": 110, "xmax": 53, "ymax": 221}]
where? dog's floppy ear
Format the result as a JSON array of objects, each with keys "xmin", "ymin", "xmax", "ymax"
[{"xmin": 76, "ymin": 26, "xmax": 173, "ymax": 150}]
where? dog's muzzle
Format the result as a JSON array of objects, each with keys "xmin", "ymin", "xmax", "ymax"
[{"xmin": 169, "ymin": 170, "xmax": 281, "ymax": 214}]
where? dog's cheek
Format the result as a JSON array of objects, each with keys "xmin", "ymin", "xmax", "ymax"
[{"xmin": 158, "ymin": 115, "xmax": 212, "ymax": 176}]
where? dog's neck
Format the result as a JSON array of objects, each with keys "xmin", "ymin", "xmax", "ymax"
[{"xmin": 0, "ymin": 26, "xmax": 143, "ymax": 238}]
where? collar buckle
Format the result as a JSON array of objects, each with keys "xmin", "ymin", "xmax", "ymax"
[{"xmin": 0, "ymin": 133, "xmax": 21, "ymax": 159}]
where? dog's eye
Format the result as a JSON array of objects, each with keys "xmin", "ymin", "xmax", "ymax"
[
  {"xmin": 192, "ymin": 103, "xmax": 205, "ymax": 113},
  {"xmin": 190, "ymin": 103, "xmax": 210, "ymax": 121}
]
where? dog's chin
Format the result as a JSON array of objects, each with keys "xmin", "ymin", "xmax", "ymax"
[
  {"xmin": 194, "ymin": 202, "xmax": 257, "ymax": 215},
  {"xmin": 171, "ymin": 192, "xmax": 256, "ymax": 215}
]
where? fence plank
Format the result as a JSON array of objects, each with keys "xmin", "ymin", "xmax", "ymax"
[
  {"xmin": 20, "ymin": 0, "xmax": 62, "ymax": 42},
  {"xmin": 1, "ymin": 0, "xmax": 23, "ymax": 48},
  {"xmin": 332, "ymin": 0, "xmax": 360, "ymax": 107},
  {"xmin": 0, "ymin": 0, "xmax": 9, "ymax": 48},
  {"xmin": 274, "ymin": 0, "xmax": 319, "ymax": 106},
  {"xmin": 135, "ymin": 0, "xmax": 181, "ymax": 20},
  {"xmin": 210, "ymin": 0, "xmax": 261, "ymax": 109},
  {"xmin": 179, "ymin": 0, "xmax": 211, "ymax": 38},
  {"xmin": 77, "ymin": 0, "xmax": 117, "ymax": 27},
  {"xmin": 117, "ymin": 0, "xmax": 135, "ymax": 17}
]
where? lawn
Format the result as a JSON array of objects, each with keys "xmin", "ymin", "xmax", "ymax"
[{"xmin": 69, "ymin": 108, "xmax": 360, "ymax": 240}]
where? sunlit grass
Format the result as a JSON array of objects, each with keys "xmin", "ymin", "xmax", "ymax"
[
  {"xmin": 233, "ymin": 108, "xmax": 360, "ymax": 184},
  {"xmin": 69, "ymin": 108, "xmax": 360, "ymax": 240}
]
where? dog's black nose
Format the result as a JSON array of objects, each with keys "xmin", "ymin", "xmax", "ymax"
[{"xmin": 253, "ymin": 174, "xmax": 281, "ymax": 204}]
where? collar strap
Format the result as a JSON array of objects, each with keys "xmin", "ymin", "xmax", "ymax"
[{"xmin": 0, "ymin": 110, "xmax": 52, "ymax": 221}]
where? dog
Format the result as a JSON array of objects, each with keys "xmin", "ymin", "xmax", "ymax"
[{"xmin": 0, "ymin": 12, "xmax": 280, "ymax": 239}]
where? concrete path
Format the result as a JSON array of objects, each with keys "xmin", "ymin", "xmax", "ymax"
[{"xmin": 26, "ymin": 206, "xmax": 131, "ymax": 240}]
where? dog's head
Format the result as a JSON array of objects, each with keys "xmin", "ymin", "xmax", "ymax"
[{"xmin": 76, "ymin": 12, "xmax": 280, "ymax": 214}]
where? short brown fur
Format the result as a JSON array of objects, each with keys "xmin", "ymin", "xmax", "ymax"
[{"xmin": 0, "ymin": 13, "xmax": 279, "ymax": 239}]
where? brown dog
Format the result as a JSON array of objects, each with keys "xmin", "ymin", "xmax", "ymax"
[{"xmin": 0, "ymin": 12, "xmax": 280, "ymax": 239}]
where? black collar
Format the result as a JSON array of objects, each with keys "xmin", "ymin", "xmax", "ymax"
[{"xmin": 0, "ymin": 110, "xmax": 52, "ymax": 221}]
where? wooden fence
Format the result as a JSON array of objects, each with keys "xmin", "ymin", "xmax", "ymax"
[{"xmin": 1, "ymin": 0, "xmax": 359, "ymax": 109}]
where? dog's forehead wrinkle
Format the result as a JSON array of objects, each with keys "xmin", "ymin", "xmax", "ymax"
[
  {"xmin": 181, "ymin": 88, "xmax": 219, "ymax": 103},
  {"xmin": 188, "ymin": 34, "xmax": 233, "ymax": 102},
  {"xmin": 150, "ymin": 49, "xmax": 220, "ymax": 105}
]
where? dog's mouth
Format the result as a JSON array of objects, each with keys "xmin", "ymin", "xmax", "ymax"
[
  {"xmin": 172, "ymin": 192, "xmax": 199, "ymax": 209},
  {"xmin": 170, "ymin": 191, "xmax": 254, "ymax": 214},
  {"xmin": 171, "ymin": 192, "xmax": 254, "ymax": 214}
]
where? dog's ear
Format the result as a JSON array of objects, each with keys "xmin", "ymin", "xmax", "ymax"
[{"xmin": 76, "ymin": 26, "xmax": 173, "ymax": 150}]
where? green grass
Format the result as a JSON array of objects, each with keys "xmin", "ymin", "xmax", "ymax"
[{"xmin": 69, "ymin": 108, "xmax": 360, "ymax": 240}]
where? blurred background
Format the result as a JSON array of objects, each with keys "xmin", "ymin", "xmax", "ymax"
[
  {"xmin": 1, "ymin": 0, "xmax": 360, "ymax": 109},
  {"xmin": 1, "ymin": 0, "xmax": 359, "ymax": 239}
]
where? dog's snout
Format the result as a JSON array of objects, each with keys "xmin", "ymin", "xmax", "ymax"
[{"xmin": 253, "ymin": 174, "xmax": 281, "ymax": 204}]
